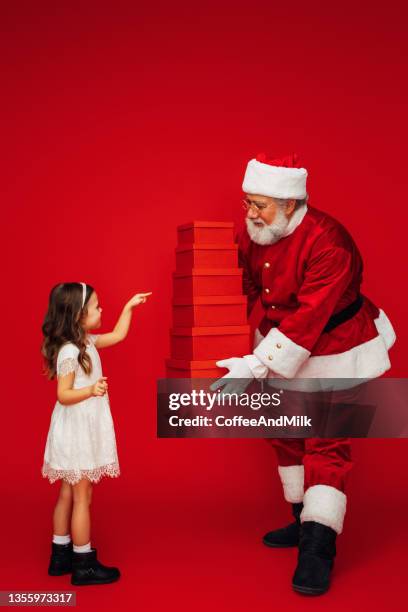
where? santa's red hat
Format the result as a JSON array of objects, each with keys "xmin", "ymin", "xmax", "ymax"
[{"xmin": 242, "ymin": 153, "xmax": 307, "ymax": 199}]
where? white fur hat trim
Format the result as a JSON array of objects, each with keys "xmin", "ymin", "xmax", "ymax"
[{"xmin": 243, "ymin": 158, "xmax": 307, "ymax": 199}]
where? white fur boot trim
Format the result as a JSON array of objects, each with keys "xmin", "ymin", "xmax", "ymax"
[
  {"xmin": 278, "ymin": 465, "xmax": 305, "ymax": 503},
  {"xmin": 301, "ymin": 484, "xmax": 347, "ymax": 534}
]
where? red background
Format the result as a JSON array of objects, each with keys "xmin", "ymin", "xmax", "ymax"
[{"xmin": 2, "ymin": 1, "xmax": 407, "ymax": 609}]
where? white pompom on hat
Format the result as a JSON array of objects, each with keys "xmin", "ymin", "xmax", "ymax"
[{"xmin": 242, "ymin": 152, "xmax": 307, "ymax": 199}]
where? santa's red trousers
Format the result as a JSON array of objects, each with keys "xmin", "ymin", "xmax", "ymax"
[
  {"xmin": 262, "ymin": 384, "xmax": 364, "ymax": 534},
  {"xmin": 265, "ymin": 383, "xmax": 361, "ymax": 493},
  {"xmin": 268, "ymin": 437, "xmax": 352, "ymax": 492}
]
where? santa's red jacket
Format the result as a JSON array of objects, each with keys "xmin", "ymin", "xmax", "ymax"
[{"xmin": 237, "ymin": 205, "xmax": 396, "ymax": 379}]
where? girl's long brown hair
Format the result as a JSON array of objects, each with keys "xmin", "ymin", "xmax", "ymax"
[{"xmin": 41, "ymin": 282, "xmax": 95, "ymax": 379}]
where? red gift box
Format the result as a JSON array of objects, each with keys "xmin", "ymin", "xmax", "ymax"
[
  {"xmin": 170, "ymin": 325, "xmax": 251, "ymax": 360},
  {"xmin": 178, "ymin": 221, "xmax": 234, "ymax": 245},
  {"xmin": 175, "ymin": 243, "xmax": 238, "ymax": 272},
  {"xmin": 173, "ymin": 268, "xmax": 243, "ymax": 299},
  {"xmin": 172, "ymin": 295, "xmax": 247, "ymax": 327},
  {"xmin": 165, "ymin": 358, "xmax": 228, "ymax": 379}
]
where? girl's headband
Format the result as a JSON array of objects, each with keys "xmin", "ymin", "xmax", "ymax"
[{"xmin": 79, "ymin": 282, "xmax": 87, "ymax": 308}]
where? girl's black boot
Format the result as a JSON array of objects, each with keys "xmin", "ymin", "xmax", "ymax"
[
  {"xmin": 48, "ymin": 542, "xmax": 73, "ymax": 576},
  {"xmin": 262, "ymin": 502, "xmax": 303, "ymax": 548},
  {"xmin": 71, "ymin": 548, "xmax": 120, "ymax": 586}
]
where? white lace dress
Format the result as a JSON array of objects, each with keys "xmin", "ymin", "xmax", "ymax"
[{"xmin": 41, "ymin": 334, "xmax": 120, "ymax": 485}]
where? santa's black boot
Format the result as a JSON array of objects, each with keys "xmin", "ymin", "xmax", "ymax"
[
  {"xmin": 71, "ymin": 548, "xmax": 120, "ymax": 586},
  {"xmin": 292, "ymin": 521, "xmax": 337, "ymax": 595},
  {"xmin": 262, "ymin": 502, "xmax": 303, "ymax": 548},
  {"xmin": 48, "ymin": 542, "xmax": 73, "ymax": 576}
]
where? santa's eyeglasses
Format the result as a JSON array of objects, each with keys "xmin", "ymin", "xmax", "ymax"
[{"xmin": 242, "ymin": 198, "xmax": 271, "ymax": 213}]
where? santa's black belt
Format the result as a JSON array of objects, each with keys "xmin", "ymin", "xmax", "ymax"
[{"xmin": 269, "ymin": 294, "xmax": 364, "ymax": 334}]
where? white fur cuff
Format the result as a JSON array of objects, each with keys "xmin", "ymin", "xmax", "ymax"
[
  {"xmin": 254, "ymin": 327, "xmax": 310, "ymax": 378},
  {"xmin": 278, "ymin": 465, "xmax": 305, "ymax": 503},
  {"xmin": 301, "ymin": 484, "xmax": 347, "ymax": 534}
]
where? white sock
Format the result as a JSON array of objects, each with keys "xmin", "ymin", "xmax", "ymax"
[
  {"xmin": 53, "ymin": 534, "xmax": 71, "ymax": 545},
  {"xmin": 73, "ymin": 542, "xmax": 91, "ymax": 553}
]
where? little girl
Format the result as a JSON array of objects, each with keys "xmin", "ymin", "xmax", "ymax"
[{"xmin": 41, "ymin": 282, "xmax": 151, "ymax": 586}]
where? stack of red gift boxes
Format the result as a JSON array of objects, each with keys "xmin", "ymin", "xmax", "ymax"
[{"xmin": 166, "ymin": 221, "xmax": 251, "ymax": 378}]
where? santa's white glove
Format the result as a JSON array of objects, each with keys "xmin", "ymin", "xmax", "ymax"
[{"xmin": 210, "ymin": 355, "xmax": 269, "ymax": 395}]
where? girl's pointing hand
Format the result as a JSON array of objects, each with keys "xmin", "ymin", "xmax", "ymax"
[{"xmin": 127, "ymin": 292, "xmax": 153, "ymax": 308}]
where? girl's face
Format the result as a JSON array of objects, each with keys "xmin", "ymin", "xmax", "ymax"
[{"xmin": 82, "ymin": 291, "xmax": 102, "ymax": 330}]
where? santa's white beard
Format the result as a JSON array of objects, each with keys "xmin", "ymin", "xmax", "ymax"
[{"xmin": 245, "ymin": 209, "xmax": 290, "ymax": 245}]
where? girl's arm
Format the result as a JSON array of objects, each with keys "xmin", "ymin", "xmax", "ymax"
[
  {"xmin": 94, "ymin": 292, "xmax": 152, "ymax": 349},
  {"xmin": 57, "ymin": 372, "xmax": 108, "ymax": 406}
]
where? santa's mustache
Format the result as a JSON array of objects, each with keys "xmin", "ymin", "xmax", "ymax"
[
  {"xmin": 248, "ymin": 219, "xmax": 266, "ymax": 226},
  {"xmin": 245, "ymin": 213, "xmax": 289, "ymax": 245}
]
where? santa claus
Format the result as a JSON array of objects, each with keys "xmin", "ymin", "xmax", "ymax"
[{"xmin": 211, "ymin": 153, "xmax": 396, "ymax": 595}]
